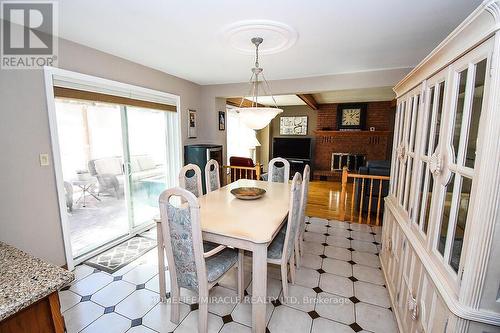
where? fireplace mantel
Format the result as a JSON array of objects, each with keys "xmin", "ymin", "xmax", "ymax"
[{"xmin": 314, "ymin": 130, "xmax": 391, "ymax": 137}]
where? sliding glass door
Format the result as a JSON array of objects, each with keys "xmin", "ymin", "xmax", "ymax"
[
  {"xmin": 54, "ymin": 97, "xmax": 179, "ymax": 260},
  {"xmin": 124, "ymin": 106, "xmax": 169, "ymax": 229},
  {"xmin": 55, "ymin": 99, "xmax": 130, "ymax": 257}
]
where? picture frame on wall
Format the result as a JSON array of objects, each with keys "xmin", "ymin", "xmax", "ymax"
[
  {"xmin": 218, "ymin": 110, "xmax": 225, "ymax": 131},
  {"xmin": 279, "ymin": 116, "xmax": 308, "ymax": 135},
  {"xmin": 188, "ymin": 109, "xmax": 197, "ymax": 138}
]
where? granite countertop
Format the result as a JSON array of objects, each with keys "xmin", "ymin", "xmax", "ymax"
[{"xmin": 0, "ymin": 242, "xmax": 74, "ymax": 321}]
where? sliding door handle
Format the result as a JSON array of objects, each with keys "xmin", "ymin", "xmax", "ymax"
[{"xmin": 124, "ymin": 162, "xmax": 133, "ymax": 177}]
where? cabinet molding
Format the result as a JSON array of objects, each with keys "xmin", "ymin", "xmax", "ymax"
[{"xmin": 383, "ymin": 199, "xmax": 500, "ymax": 326}]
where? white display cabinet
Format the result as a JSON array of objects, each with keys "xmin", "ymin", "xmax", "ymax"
[{"xmin": 381, "ymin": 1, "xmax": 500, "ymax": 332}]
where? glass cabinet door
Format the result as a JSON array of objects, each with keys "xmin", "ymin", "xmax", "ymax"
[
  {"xmin": 412, "ymin": 71, "xmax": 447, "ymax": 237},
  {"xmin": 403, "ymin": 89, "xmax": 422, "ymax": 213},
  {"xmin": 396, "ymin": 98, "xmax": 410, "ymax": 205},
  {"xmin": 392, "ymin": 86, "xmax": 423, "ymax": 218},
  {"xmin": 435, "ymin": 58, "xmax": 487, "ymax": 273},
  {"xmin": 430, "ymin": 42, "xmax": 490, "ymax": 277},
  {"xmin": 390, "ymin": 101, "xmax": 403, "ymax": 196},
  {"xmin": 391, "ymin": 100, "xmax": 406, "ymax": 197}
]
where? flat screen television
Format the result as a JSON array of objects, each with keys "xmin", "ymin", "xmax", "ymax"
[{"xmin": 273, "ymin": 137, "xmax": 312, "ymax": 160}]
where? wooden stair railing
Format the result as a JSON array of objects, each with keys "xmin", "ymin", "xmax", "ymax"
[
  {"xmin": 222, "ymin": 164, "xmax": 261, "ymax": 185},
  {"xmin": 338, "ymin": 166, "xmax": 390, "ymax": 226}
]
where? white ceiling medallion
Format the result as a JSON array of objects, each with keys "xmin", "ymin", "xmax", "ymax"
[{"xmin": 220, "ymin": 20, "xmax": 298, "ymax": 55}]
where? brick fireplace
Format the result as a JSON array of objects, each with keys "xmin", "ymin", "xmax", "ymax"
[{"xmin": 313, "ymin": 101, "xmax": 395, "ymax": 177}]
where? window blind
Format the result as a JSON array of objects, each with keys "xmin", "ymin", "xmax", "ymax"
[{"xmin": 53, "ymin": 86, "xmax": 177, "ymax": 112}]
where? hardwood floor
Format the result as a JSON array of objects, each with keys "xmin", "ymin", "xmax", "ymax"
[
  {"xmin": 306, "ymin": 180, "xmax": 344, "ymax": 220},
  {"xmin": 307, "ymin": 180, "xmax": 371, "ymax": 224}
]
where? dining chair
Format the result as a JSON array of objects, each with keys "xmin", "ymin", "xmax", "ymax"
[
  {"xmin": 268, "ymin": 157, "xmax": 290, "ymax": 183},
  {"xmin": 204, "ymin": 159, "xmax": 220, "ymax": 193},
  {"xmin": 158, "ymin": 187, "xmax": 244, "ymax": 333},
  {"xmin": 179, "ymin": 163, "xmax": 203, "ymax": 197},
  {"xmin": 295, "ymin": 164, "xmax": 310, "ymax": 268},
  {"xmin": 267, "ymin": 172, "xmax": 303, "ymax": 300}
]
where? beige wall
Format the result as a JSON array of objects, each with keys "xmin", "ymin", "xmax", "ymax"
[
  {"xmin": 255, "ymin": 125, "xmax": 270, "ymax": 171},
  {"xmin": 0, "ymin": 37, "xmax": 202, "ymax": 265}
]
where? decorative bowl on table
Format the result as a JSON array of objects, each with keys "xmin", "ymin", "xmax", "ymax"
[{"xmin": 230, "ymin": 187, "xmax": 266, "ymax": 200}]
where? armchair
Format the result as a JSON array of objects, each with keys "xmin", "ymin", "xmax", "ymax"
[
  {"xmin": 229, "ymin": 156, "xmax": 262, "ymax": 182},
  {"xmin": 88, "ymin": 158, "xmax": 122, "ymax": 199}
]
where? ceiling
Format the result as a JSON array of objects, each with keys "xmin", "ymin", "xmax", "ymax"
[
  {"xmin": 57, "ymin": 0, "xmax": 482, "ymax": 85},
  {"xmin": 243, "ymin": 86, "xmax": 395, "ymax": 107}
]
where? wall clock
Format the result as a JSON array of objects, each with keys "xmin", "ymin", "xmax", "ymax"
[{"xmin": 336, "ymin": 103, "xmax": 367, "ymax": 131}]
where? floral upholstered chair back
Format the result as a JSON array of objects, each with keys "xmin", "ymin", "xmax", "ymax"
[
  {"xmin": 158, "ymin": 187, "xmax": 206, "ymax": 291},
  {"xmin": 179, "ymin": 164, "xmax": 203, "ymax": 197},
  {"xmin": 205, "ymin": 159, "xmax": 220, "ymax": 193},
  {"xmin": 282, "ymin": 172, "xmax": 303, "ymax": 260},
  {"xmin": 268, "ymin": 157, "xmax": 290, "ymax": 183}
]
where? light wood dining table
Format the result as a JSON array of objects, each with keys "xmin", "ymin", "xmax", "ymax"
[{"xmin": 156, "ymin": 179, "xmax": 291, "ymax": 333}]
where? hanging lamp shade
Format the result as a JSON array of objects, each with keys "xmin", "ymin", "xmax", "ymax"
[
  {"xmin": 234, "ymin": 37, "xmax": 283, "ymax": 130},
  {"xmin": 235, "ymin": 106, "xmax": 282, "ymax": 130}
]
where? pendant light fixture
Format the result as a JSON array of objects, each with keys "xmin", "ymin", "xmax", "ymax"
[{"xmin": 233, "ymin": 37, "xmax": 283, "ymax": 130}]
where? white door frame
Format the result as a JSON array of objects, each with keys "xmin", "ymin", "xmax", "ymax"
[{"xmin": 43, "ymin": 66, "xmax": 181, "ymax": 270}]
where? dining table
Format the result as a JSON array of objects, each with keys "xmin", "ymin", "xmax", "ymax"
[{"xmin": 156, "ymin": 178, "xmax": 291, "ymax": 333}]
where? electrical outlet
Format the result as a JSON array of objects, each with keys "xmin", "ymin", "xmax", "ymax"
[{"xmin": 39, "ymin": 153, "xmax": 50, "ymax": 166}]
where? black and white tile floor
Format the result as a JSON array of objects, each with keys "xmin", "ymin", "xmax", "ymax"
[{"xmin": 59, "ymin": 217, "xmax": 398, "ymax": 333}]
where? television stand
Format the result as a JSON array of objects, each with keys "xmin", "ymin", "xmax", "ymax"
[{"xmin": 284, "ymin": 158, "xmax": 311, "ymax": 180}]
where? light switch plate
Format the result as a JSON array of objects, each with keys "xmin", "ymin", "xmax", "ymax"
[{"xmin": 39, "ymin": 153, "xmax": 50, "ymax": 166}]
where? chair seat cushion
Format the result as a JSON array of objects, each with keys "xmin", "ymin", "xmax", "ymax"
[
  {"xmin": 268, "ymin": 226, "xmax": 287, "ymax": 259},
  {"xmin": 204, "ymin": 242, "xmax": 238, "ymax": 283}
]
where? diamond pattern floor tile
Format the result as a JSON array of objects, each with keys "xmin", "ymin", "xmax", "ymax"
[
  {"xmin": 311, "ymin": 317, "xmax": 355, "ymax": 333},
  {"xmin": 355, "ymin": 302, "xmax": 398, "ymax": 333},
  {"xmin": 142, "ymin": 301, "xmax": 190, "ymax": 332},
  {"xmin": 315, "ymin": 292, "xmax": 355, "ymax": 325},
  {"xmin": 80, "ymin": 312, "xmax": 130, "ymax": 333},
  {"xmin": 268, "ymin": 305, "xmax": 312, "ymax": 333}
]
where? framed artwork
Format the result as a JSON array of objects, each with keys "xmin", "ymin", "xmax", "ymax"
[
  {"xmin": 188, "ymin": 109, "xmax": 197, "ymax": 138},
  {"xmin": 336, "ymin": 103, "xmax": 367, "ymax": 131},
  {"xmin": 218, "ymin": 110, "xmax": 225, "ymax": 131},
  {"xmin": 279, "ymin": 116, "xmax": 308, "ymax": 135}
]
